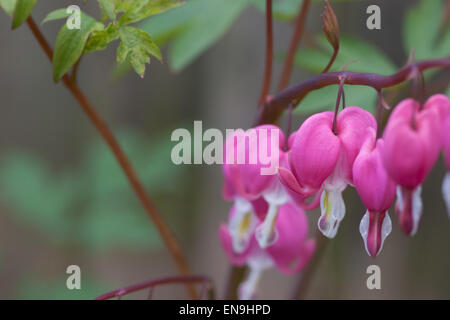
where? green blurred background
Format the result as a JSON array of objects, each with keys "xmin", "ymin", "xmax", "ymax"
[{"xmin": 0, "ymin": 0, "xmax": 449, "ymax": 299}]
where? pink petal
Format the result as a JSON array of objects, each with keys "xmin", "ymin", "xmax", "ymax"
[{"xmin": 290, "ymin": 112, "xmax": 340, "ymax": 190}]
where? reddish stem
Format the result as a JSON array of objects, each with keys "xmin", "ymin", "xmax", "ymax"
[
  {"xmin": 277, "ymin": 0, "xmax": 311, "ymax": 92},
  {"xmin": 258, "ymin": 0, "xmax": 274, "ymax": 106},
  {"xmin": 95, "ymin": 276, "xmax": 214, "ymax": 300},
  {"xmin": 25, "ymin": 16, "xmax": 196, "ymax": 299},
  {"xmin": 322, "ymin": 47, "xmax": 338, "ymax": 74},
  {"xmin": 257, "ymin": 58, "xmax": 450, "ymax": 125}
]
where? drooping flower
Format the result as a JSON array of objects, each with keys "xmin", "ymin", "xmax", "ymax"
[
  {"xmin": 442, "ymin": 112, "xmax": 450, "ymax": 218},
  {"xmin": 219, "ymin": 202, "xmax": 315, "ymax": 300},
  {"xmin": 353, "ymin": 129, "xmax": 396, "ymax": 257},
  {"xmin": 382, "ymin": 98, "xmax": 441, "ymax": 235},
  {"xmin": 279, "ymin": 106, "xmax": 377, "ymax": 238},
  {"xmin": 222, "ymin": 125, "xmax": 287, "ymax": 251},
  {"xmin": 423, "ymin": 94, "xmax": 450, "ymax": 219}
]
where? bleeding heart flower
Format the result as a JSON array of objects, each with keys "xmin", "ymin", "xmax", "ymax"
[
  {"xmin": 442, "ymin": 112, "xmax": 450, "ymax": 219},
  {"xmin": 279, "ymin": 106, "xmax": 377, "ymax": 238},
  {"xmin": 222, "ymin": 125, "xmax": 288, "ymax": 251},
  {"xmin": 423, "ymin": 94, "xmax": 450, "ymax": 219},
  {"xmin": 353, "ymin": 129, "xmax": 396, "ymax": 257},
  {"xmin": 382, "ymin": 98, "xmax": 441, "ymax": 235},
  {"xmin": 219, "ymin": 202, "xmax": 315, "ymax": 300}
]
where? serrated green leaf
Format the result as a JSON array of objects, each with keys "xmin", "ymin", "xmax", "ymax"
[
  {"xmin": 169, "ymin": 0, "xmax": 250, "ymax": 71},
  {"xmin": 294, "ymin": 35, "xmax": 396, "ymax": 75},
  {"xmin": 118, "ymin": 0, "xmax": 183, "ymax": 25},
  {"xmin": 117, "ymin": 26, "xmax": 161, "ymax": 76},
  {"xmin": 98, "ymin": 0, "xmax": 116, "ymax": 21},
  {"xmin": 41, "ymin": 8, "xmax": 71, "ymax": 25},
  {"xmin": 85, "ymin": 23, "xmax": 119, "ymax": 53},
  {"xmin": 0, "ymin": 0, "xmax": 16, "ymax": 15},
  {"xmin": 11, "ymin": 0, "xmax": 36, "ymax": 29},
  {"xmin": 53, "ymin": 12, "xmax": 103, "ymax": 82},
  {"xmin": 403, "ymin": 0, "xmax": 443, "ymax": 60},
  {"xmin": 294, "ymin": 85, "xmax": 377, "ymax": 115}
]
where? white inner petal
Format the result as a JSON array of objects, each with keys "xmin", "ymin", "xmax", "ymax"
[
  {"xmin": 239, "ymin": 251, "xmax": 273, "ymax": 300},
  {"xmin": 318, "ymin": 189, "xmax": 346, "ymax": 238},
  {"xmin": 380, "ymin": 211, "xmax": 392, "ymax": 254},
  {"xmin": 255, "ymin": 203, "xmax": 279, "ymax": 248},
  {"xmin": 263, "ymin": 179, "xmax": 290, "ymax": 205},
  {"xmin": 359, "ymin": 210, "xmax": 392, "ymax": 257},
  {"xmin": 359, "ymin": 210, "xmax": 370, "ymax": 255},
  {"xmin": 396, "ymin": 186, "xmax": 404, "ymax": 211},
  {"xmin": 411, "ymin": 185, "xmax": 423, "ymax": 236},
  {"xmin": 229, "ymin": 198, "xmax": 257, "ymax": 253},
  {"xmin": 442, "ymin": 172, "xmax": 450, "ymax": 219}
]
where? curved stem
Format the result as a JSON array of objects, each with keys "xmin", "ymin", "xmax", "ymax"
[
  {"xmin": 277, "ymin": 0, "xmax": 311, "ymax": 91},
  {"xmin": 258, "ymin": 0, "xmax": 274, "ymax": 106},
  {"xmin": 257, "ymin": 57, "xmax": 450, "ymax": 124},
  {"xmin": 25, "ymin": 16, "xmax": 196, "ymax": 299},
  {"xmin": 223, "ymin": 266, "xmax": 247, "ymax": 300},
  {"xmin": 321, "ymin": 46, "xmax": 338, "ymax": 74},
  {"xmin": 95, "ymin": 275, "xmax": 213, "ymax": 300},
  {"xmin": 332, "ymin": 76, "xmax": 345, "ymax": 134}
]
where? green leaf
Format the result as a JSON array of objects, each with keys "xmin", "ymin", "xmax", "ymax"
[
  {"xmin": 41, "ymin": 8, "xmax": 71, "ymax": 25},
  {"xmin": 294, "ymin": 85, "xmax": 377, "ymax": 115},
  {"xmin": 53, "ymin": 12, "xmax": 103, "ymax": 82},
  {"xmin": 11, "ymin": 0, "xmax": 36, "ymax": 29},
  {"xmin": 98, "ymin": 0, "xmax": 116, "ymax": 21},
  {"xmin": 403, "ymin": 0, "xmax": 443, "ymax": 60},
  {"xmin": 294, "ymin": 35, "xmax": 397, "ymax": 75},
  {"xmin": 139, "ymin": 0, "xmax": 209, "ymax": 46},
  {"xmin": 118, "ymin": 0, "xmax": 183, "ymax": 25},
  {"xmin": 117, "ymin": 26, "xmax": 161, "ymax": 76},
  {"xmin": 0, "ymin": 0, "xmax": 16, "ymax": 15},
  {"xmin": 84, "ymin": 23, "xmax": 119, "ymax": 53},
  {"xmin": 169, "ymin": 0, "xmax": 250, "ymax": 71}
]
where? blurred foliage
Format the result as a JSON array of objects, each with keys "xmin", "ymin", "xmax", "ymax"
[
  {"xmin": 294, "ymin": 35, "xmax": 396, "ymax": 75},
  {"xmin": 16, "ymin": 276, "xmax": 109, "ymax": 299},
  {"xmin": 299, "ymin": 85, "xmax": 378, "ymax": 114},
  {"xmin": 292, "ymin": 0, "xmax": 450, "ymax": 114},
  {"xmin": 0, "ymin": 130, "xmax": 187, "ymax": 251},
  {"xmin": 139, "ymin": 0, "xmax": 363, "ymax": 72},
  {"xmin": 251, "ymin": 0, "xmax": 362, "ymax": 21},
  {"xmin": 403, "ymin": 0, "xmax": 449, "ymax": 60},
  {"xmin": 140, "ymin": 0, "xmax": 252, "ymax": 71}
]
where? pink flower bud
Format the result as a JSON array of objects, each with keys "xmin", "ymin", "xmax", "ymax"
[
  {"xmin": 353, "ymin": 131, "xmax": 396, "ymax": 257},
  {"xmin": 382, "ymin": 98, "xmax": 441, "ymax": 235}
]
